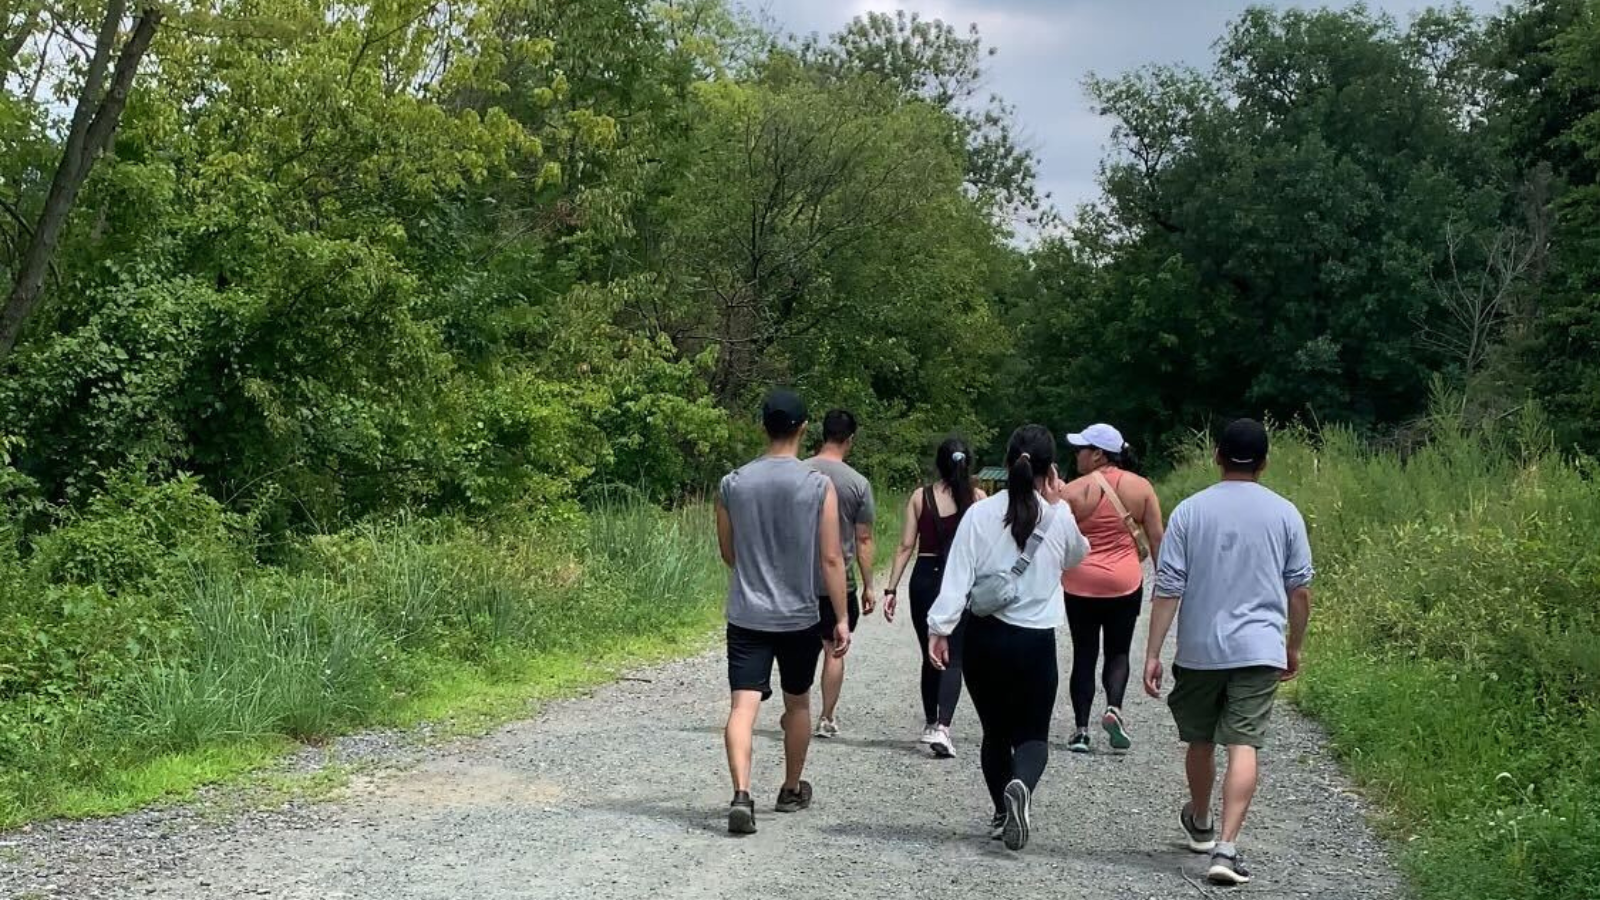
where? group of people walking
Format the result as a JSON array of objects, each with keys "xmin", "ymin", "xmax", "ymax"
[{"xmin": 714, "ymin": 390, "xmax": 1314, "ymax": 887}]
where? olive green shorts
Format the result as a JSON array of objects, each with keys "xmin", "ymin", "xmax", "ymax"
[{"xmin": 1168, "ymin": 664, "xmax": 1281, "ymax": 748}]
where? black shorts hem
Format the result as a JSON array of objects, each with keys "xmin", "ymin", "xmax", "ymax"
[
  {"xmin": 726, "ymin": 622, "xmax": 822, "ymax": 701},
  {"xmin": 817, "ymin": 589, "xmax": 860, "ymax": 636}
]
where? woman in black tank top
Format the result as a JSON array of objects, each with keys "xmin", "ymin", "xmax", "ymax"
[{"xmin": 884, "ymin": 437, "xmax": 985, "ymax": 756}]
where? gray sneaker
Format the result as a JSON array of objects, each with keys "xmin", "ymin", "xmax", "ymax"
[
  {"xmin": 1207, "ymin": 850, "xmax": 1252, "ymax": 886},
  {"xmin": 1001, "ymin": 779, "xmax": 1031, "ymax": 851},
  {"xmin": 1181, "ymin": 802, "xmax": 1217, "ymax": 853},
  {"xmin": 775, "ymin": 780, "xmax": 813, "ymax": 813},
  {"xmin": 728, "ymin": 792, "xmax": 756, "ymax": 835}
]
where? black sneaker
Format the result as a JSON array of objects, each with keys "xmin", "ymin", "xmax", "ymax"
[
  {"xmin": 987, "ymin": 811, "xmax": 1006, "ymax": 840},
  {"xmin": 1181, "ymin": 801, "xmax": 1216, "ymax": 853},
  {"xmin": 1067, "ymin": 729, "xmax": 1091, "ymax": 754},
  {"xmin": 1207, "ymin": 850, "xmax": 1252, "ymax": 886},
  {"xmin": 775, "ymin": 780, "xmax": 813, "ymax": 813},
  {"xmin": 1001, "ymin": 779, "xmax": 1031, "ymax": 851},
  {"xmin": 728, "ymin": 791, "xmax": 756, "ymax": 835}
]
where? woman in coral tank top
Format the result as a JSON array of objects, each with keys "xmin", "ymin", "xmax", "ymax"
[{"xmin": 1060, "ymin": 423, "xmax": 1165, "ymax": 753}]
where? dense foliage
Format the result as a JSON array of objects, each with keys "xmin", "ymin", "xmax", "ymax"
[
  {"xmin": 0, "ymin": 0, "xmax": 1026, "ymax": 823},
  {"xmin": 999, "ymin": 1, "xmax": 1600, "ymax": 463}
]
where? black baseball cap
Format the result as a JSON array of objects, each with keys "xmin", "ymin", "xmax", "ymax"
[
  {"xmin": 761, "ymin": 389, "xmax": 808, "ymax": 436},
  {"xmin": 1218, "ymin": 418, "xmax": 1269, "ymax": 466}
]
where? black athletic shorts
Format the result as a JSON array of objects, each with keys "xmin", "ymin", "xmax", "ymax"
[
  {"xmin": 817, "ymin": 589, "xmax": 860, "ymax": 638},
  {"xmin": 726, "ymin": 623, "xmax": 823, "ymax": 701}
]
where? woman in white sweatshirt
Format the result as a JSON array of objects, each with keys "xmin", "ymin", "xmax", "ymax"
[{"xmin": 928, "ymin": 424, "xmax": 1090, "ymax": 851}]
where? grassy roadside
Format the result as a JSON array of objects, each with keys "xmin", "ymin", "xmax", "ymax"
[
  {"xmin": 0, "ymin": 500, "xmax": 725, "ymax": 829},
  {"xmin": 1158, "ymin": 423, "xmax": 1600, "ymax": 900}
]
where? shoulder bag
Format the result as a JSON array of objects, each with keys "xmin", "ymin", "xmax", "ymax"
[{"xmin": 1090, "ymin": 470, "xmax": 1151, "ymax": 561}]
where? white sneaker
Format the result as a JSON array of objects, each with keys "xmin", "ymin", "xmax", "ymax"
[
  {"xmin": 929, "ymin": 725, "xmax": 955, "ymax": 758},
  {"xmin": 918, "ymin": 724, "xmax": 937, "ymax": 744},
  {"xmin": 816, "ymin": 716, "xmax": 840, "ymax": 738}
]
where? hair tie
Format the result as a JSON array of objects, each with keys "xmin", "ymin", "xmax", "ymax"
[
  {"xmin": 951, "ymin": 451, "xmax": 967, "ymax": 464},
  {"xmin": 1018, "ymin": 452, "xmax": 1031, "ymax": 463}
]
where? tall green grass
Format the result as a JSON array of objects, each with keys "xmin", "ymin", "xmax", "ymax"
[
  {"xmin": 1160, "ymin": 418, "xmax": 1600, "ymax": 900},
  {"xmin": 0, "ymin": 501, "xmax": 724, "ymax": 828}
]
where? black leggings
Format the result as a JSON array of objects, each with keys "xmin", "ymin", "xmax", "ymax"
[
  {"xmin": 963, "ymin": 615, "xmax": 1058, "ymax": 815},
  {"xmin": 1063, "ymin": 587, "xmax": 1143, "ymax": 728},
  {"xmin": 909, "ymin": 557, "xmax": 965, "ymax": 726}
]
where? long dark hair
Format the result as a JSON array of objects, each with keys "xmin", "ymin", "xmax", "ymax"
[
  {"xmin": 935, "ymin": 436, "xmax": 976, "ymax": 514},
  {"xmin": 1106, "ymin": 443, "xmax": 1140, "ymax": 475},
  {"xmin": 1004, "ymin": 424, "xmax": 1056, "ymax": 549}
]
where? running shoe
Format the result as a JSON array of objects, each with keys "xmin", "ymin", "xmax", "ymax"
[
  {"xmin": 929, "ymin": 725, "xmax": 956, "ymax": 758},
  {"xmin": 1181, "ymin": 801, "xmax": 1217, "ymax": 853},
  {"xmin": 1102, "ymin": 707, "xmax": 1132, "ymax": 751},
  {"xmin": 1001, "ymin": 779, "xmax": 1031, "ymax": 851},
  {"xmin": 918, "ymin": 724, "xmax": 938, "ymax": 745},
  {"xmin": 1067, "ymin": 729, "xmax": 1091, "ymax": 753},
  {"xmin": 728, "ymin": 791, "xmax": 756, "ymax": 835},
  {"xmin": 816, "ymin": 716, "xmax": 840, "ymax": 739},
  {"xmin": 775, "ymin": 780, "xmax": 813, "ymax": 813},
  {"xmin": 1207, "ymin": 850, "xmax": 1252, "ymax": 886},
  {"xmin": 988, "ymin": 812, "xmax": 1006, "ymax": 840}
]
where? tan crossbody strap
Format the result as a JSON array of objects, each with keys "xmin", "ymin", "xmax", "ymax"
[{"xmin": 1090, "ymin": 470, "xmax": 1147, "ymax": 554}]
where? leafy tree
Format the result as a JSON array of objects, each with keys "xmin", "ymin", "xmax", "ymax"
[
  {"xmin": 1002, "ymin": 7, "xmax": 1504, "ymax": 459},
  {"xmin": 798, "ymin": 11, "xmax": 1046, "ymax": 227}
]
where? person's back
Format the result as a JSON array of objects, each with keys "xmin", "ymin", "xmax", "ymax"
[
  {"xmin": 723, "ymin": 455, "xmax": 828, "ymax": 632},
  {"xmin": 807, "ymin": 456, "xmax": 872, "ymax": 580},
  {"xmin": 1062, "ymin": 470, "xmax": 1143, "ymax": 597},
  {"xmin": 1161, "ymin": 481, "xmax": 1311, "ymax": 671}
]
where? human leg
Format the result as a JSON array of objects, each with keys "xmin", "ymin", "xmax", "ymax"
[
  {"xmin": 773, "ymin": 627, "xmax": 825, "ymax": 790},
  {"xmin": 1063, "ymin": 594, "xmax": 1101, "ymax": 731},
  {"xmin": 961, "ymin": 617, "xmax": 1012, "ymax": 816},
  {"xmin": 909, "ymin": 563, "xmax": 941, "ymax": 727}
]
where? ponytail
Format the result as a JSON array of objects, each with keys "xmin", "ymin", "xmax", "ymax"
[
  {"xmin": 1115, "ymin": 443, "xmax": 1141, "ymax": 475},
  {"xmin": 936, "ymin": 436, "xmax": 976, "ymax": 514},
  {"xmin": 1002, "ymin": 424, "xmax": 1056, "ymax": 549},
  {"xmin": 1004, "ymin": 453, "xmax": 1039, "ymax": 548}
]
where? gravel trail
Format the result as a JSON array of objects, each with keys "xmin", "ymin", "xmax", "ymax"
[{"xmin": 2, "ymin": 598, "xmax": 1404, "ymax": 900}]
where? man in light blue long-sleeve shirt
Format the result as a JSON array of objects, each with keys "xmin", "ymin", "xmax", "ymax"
[{"xmin": 1142, "ymin": 419, "xmax": 1314, "ymax": 887}]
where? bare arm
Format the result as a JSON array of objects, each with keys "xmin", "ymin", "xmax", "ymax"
[
  {"xmin": 715, "ymin": 494, "xmax": 734, "ymax": 568},
  {"xmin": 1143, "ymin": 595, "xmax": 1180, "ymax": 697},
  {"xmin": 855, "ymin": 522, "xmax": 876, "ymax": 595},
  {"xmin": 885, "ymin": 491, "xmax": 921, "ymax": 596},
  {"xmin": 1282, "ymin": 586, "xmax": 1312, "ymax": 681},
  {"xmin": 1138, "ymin": 480, "xmax": 1166, "ymax": 563},
  {"xmin": 818, "ymin": 482, "xmax": 850, "ymax": 651},
  {"xmin": 1144, "ymin": 504, "xmax": 1185, "ymax": 697}
]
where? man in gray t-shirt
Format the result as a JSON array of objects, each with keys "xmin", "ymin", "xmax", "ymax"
[
  {"xmin": 805, "ymin": 409, "xmax": 877, "ymax": 738},
  {"xmin": 1143, "ymin": 419, "xmax": 1314, "ymax": 887},
  {"xmin": 714, "ymin": 389, "xmax": 850, "ymax": 836}
]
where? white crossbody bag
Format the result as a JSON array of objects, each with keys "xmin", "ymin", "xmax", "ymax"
[{"xmin": 968, "ymin": 502, "xmax": 1060, "ymax": 618}]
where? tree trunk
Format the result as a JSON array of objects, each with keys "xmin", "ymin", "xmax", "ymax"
[{"xmin": 0, "ymin": 1, "xmax": 162, "ymax": 361}]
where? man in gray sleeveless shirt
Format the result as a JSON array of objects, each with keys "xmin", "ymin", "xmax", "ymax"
[{"xmin": 715, "ymin": 389, "xmax": 851, "ymax": 835}]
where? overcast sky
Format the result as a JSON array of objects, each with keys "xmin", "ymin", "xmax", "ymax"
[{"xmin": 747, "ymin": 0, "xmax": 1505, "ymax": 216}]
